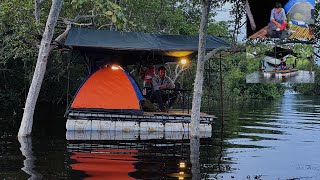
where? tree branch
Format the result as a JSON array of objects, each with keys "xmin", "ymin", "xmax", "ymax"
[
  {"xmin": 204, "ymin": 46, "xmax": 231, "ymax": 62},
  {"xmin": 51, "ymin": 15, "xmax": 95, "ymax": 48},
  {"xmin": 34, "ymin": 0, "xmax": 41, "ymax": 24},
  {"xmin": 246, "ymin": 0, "xmax": 256, "ymax": 31}
]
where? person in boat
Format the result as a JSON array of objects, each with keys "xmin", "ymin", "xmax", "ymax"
[
  {"xmin": 279, "ymin": 58, "xmax": 287, "ymax": 70},
  {"xmin": 151, "ymin": 66, "xmax": 177, "ymax": 112},
  {"xmin": 267, "ymin": 2, "xmax": 287, "ymax": 38}
]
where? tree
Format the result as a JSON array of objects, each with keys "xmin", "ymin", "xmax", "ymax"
[
  {"xmin": 18, "ymin": 0, "xmax": 63, "ymax": 137},
  {"xmin": 245, "ymin": 0, "xmax": 256, "ymax": 31},
  {"xmin": 190, "ymin": 0, "xmax": 230, "ymax": 138}
]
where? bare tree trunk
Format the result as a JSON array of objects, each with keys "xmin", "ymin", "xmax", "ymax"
[
  {"xmin": 18, "ymin": 0, "xmax": 63, "ymax": 137},
  {"xmin": 190, "ymin": 0, "xmax": 211, "ymax": 138},
  {"xmin": 246, "ymin": 0, "xmax": 256, "ymax": 31}
]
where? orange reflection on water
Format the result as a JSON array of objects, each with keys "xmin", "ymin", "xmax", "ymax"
[{"xmin": 70, "ymin": 149, "xmax": 138, "ymax": 180}]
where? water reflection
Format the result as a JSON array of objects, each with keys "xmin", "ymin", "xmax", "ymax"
[
  {"xmin": 18, "ymin": 136, "xmax": 42, "ymax": 179},
  {"xmin": 190, "ymin": 137, "xmax": 200, "ymax": 180},
  {"xmin": 246, "ymin": 70, "xmax": 315, "ymax": 83},
  {"xmin": 1, "ymin": 92, "xmax": 320, "ymax": 179},
  {"xmin": 70, "ymin": 148, "xmax": 137, "ymax": 180},
  {"xmin": 66, "ymin": 130, "xmax": 214, "ymax": 179},
  {"xmin": 68, "ymin": 138, "xmax": 197, "ymax": 179},
  {"xmin": 211, "ymin": 93, "xmax": 320, "ymax": 179}
]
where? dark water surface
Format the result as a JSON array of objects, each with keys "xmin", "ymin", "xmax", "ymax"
[{"xmin": 1, "ymin": 92, "xmax": 320, "ymax": 179}]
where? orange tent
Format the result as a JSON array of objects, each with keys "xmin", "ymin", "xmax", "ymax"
[{"xmin": 70, "ymin": 65, "xmax": 143, "ymax": 115}]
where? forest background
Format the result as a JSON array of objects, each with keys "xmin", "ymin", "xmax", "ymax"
[{"xmin": 0, "ymin": 0, "xmax": 319, "ymax": 129}]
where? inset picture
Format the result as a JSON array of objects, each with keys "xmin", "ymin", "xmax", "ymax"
[
  {"xmin": 246, "ymin": 41, "xmax": 315, "ymax": 83},
  {"xmin": 247, "ymin": 0, "xmax": 315, "ymax": 39}
]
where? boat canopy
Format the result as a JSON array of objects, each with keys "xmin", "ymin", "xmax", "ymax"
[{"xmin": 64, "ymin": 27, "xmax": 230, "ymax": 65}]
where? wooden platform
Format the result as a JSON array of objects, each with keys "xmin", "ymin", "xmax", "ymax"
[
  {"xmin": 144, "ymin": 109, "xmax": 212, "ymax": 117},
  {"xmin": 263, "ymin": 69, "xmax": 299, "ymax": 78},
  {"xmin": 264, "ymin": 69, "xmax": 298, "ymax": 74},
  {"xmin": 67, "ymin": 109, "xmax": 215, "ymax": 122},
  {"xmin": 249, "ymin": 24, "xmax": 314, "ymax": 39}
]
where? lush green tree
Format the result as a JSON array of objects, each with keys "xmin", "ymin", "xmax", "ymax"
[
  {"xmin": 0, "ymin": 0, "xmax": 272, "ymax": 122},
  {"xmin": 292, "ymin": 66, "xmax": 320, "ymax": 95}
]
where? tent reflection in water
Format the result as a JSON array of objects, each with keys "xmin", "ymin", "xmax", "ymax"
[
  {"xmin": 64, "ymin": 27, "xmax": 230, "ymax": 133},
  {"xmin": 70, "ymin": 149, "xmax": 138, "ymax": 180}
]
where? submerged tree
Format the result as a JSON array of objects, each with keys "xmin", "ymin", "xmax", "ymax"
[
  {"xmin": 18, "ymin": 0, "xmax": 63, "ymax": 137},
  {"xmin": 190, "ymin": 0, "xmax": 230, "ymax": 138}
]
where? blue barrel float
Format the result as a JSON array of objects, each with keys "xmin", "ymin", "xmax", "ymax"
[{"xmin": 284, "ymin": 0, "xmax": 315, "ymax": 27}]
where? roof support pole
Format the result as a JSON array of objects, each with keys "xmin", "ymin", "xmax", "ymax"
[{"xmin": 219, "ymin": 53, "xmax": 224, "ymax": 126}]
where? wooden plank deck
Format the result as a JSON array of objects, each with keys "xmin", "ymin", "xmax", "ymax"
[
  {"xmin": 67, "ymin": 109, "xmax": 216, "ymax": 126},
  {"xmin": 249, "ymin": 24, "xmax": 314, "ymax": 39},
  {"xmin": 144, "ymin": 109, "xmax": 213, "ymax": 118}
]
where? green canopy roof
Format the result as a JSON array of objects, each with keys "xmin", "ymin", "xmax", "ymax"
[
  {"xmin": 64, "ymin": 27, "xmax": 230, "ymax": 51},
  {"xmin": 63, "ymin": 27, "xmax": 230, "ymax": 66}
]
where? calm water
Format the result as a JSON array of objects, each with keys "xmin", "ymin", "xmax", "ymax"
[
  {"xmin": 1, "ymin": 92, "xmax": 320, "ymax": 179},
  {"xmin": 246, "ymin": 70, "xmax": 315, "ymax": 83}
]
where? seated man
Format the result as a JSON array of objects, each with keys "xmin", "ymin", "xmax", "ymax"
[
  {"xmin": 279, "ymin": 59, "xmax": 287, "ymax": 70},
  {"xmin": 151, "ymin": 66, "xmax": 177, "ymax": 112},
  {"xmin": 267, "ymin": 2, "xmax": 287, "ymax": 38}
]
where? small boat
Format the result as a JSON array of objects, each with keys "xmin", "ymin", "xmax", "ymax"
[{"xmin": 63, "ymin": 27, "xmax": 227, "ymax": 137}]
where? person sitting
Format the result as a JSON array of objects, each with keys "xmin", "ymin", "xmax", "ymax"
[
  {"xmin": 142, "ymin": 65, "xmax": 155, "ymax": 97},
  {"xmin": 279, "ymin": 59, "xmax": 286, "ymax": 70},
  {"xmin": 151, "ymin": 66, "xmax": 177, "ymax": 112},
  {"xmin": 267, "ymin": 2, "xmax": 287, "ymax": 38}
]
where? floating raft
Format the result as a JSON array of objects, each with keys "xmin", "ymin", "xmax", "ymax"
[
  {"xmin": 249, "ymin": 24, "xmax": 314, "ymax": 39},
  {"xmin": 66, "ymin": 109, "xmax": 216, "ymax": 133},
  {"xmin": 263, "ymin": 69, "xmax": 298, "ymax": 76}
]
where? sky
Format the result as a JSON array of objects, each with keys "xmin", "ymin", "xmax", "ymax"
[{"xmin": 214, "ymin": 2, "xmax": 246, "ymax": 42}]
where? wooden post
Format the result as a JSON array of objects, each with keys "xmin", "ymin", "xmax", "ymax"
[
  {"xmin": 18, "ymin": 0, "xmax": 63, "ymax": 137},
  {"xmin": 219, "ymin": 53, "xmax": 224, "ymax": 125}
]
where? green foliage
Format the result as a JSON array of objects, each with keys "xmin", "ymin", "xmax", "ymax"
[
  {"xmin": 245, "ymin": 56, "xmax": 260, "ymax": 73},
  {"xmin": 0, "ymin": 0, "xmax": 40, "ymax": 114},
  {"xmin": 197, "ymin": 50, "xmax": 284, "ymax": 112},
  {"xmin": 66, "ymin": 0, "xmax": 130, "ymax": 30},
  {"xmin": 292, "ymin": 66, "xmax": 320, "ymax": 95},
  {"xmin": 120, "ymin": 0, "xmax": 199, "ymax": 34},
  {"xmin": 0, "ymin": 0, "xmax": 270, "ymax": 118}
]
